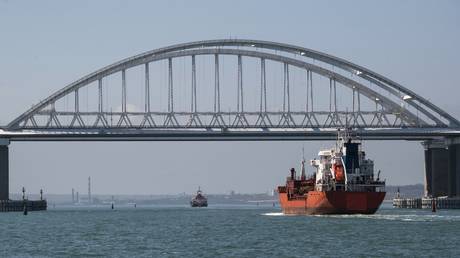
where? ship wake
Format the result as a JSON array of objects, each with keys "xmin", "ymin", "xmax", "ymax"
[
  {"xmin": 317, "ymin": 213, "xmax": 460, "ymax": 222},
  {"xmin": 261, "ymin": 212, "xmax": 285, "ymax": 216}
]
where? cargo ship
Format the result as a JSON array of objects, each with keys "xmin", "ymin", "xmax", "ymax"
[
  {"xmin": 190, "ymin": 187, "xmax": 208, "ymax": 207},
  {"xmin": 277, "ymin": 130, "xmax": 385, "ymax": 215}
]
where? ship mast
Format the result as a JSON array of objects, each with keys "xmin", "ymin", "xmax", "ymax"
[{"xmin": 301, "ymin": 146, "xmax": 306, "ymax": 180}]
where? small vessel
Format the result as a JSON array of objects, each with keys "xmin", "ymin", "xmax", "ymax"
[
  {"xmin": 277, "ymin": 129, "xmax": 386, "ymax": 215},
  {"xmin": 190, "ymin": 187, "xmax": 208, "ymax": 207}
]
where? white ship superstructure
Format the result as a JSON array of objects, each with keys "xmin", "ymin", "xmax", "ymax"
[{"xmin": 310, "ymin": 130, "xmax": 384, "ymax": 192}]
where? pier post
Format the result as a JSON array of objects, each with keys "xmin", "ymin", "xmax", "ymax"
[
  {"xmin": 0, "ymin": 139, "xmax": 10, "ymax": 200},
  {"xmin": 423, "ymin": 140, "xmax": 449, "ymax": 197}
]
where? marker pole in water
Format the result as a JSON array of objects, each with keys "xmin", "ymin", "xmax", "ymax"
[
  {"xmin": 432, "ymin": 198, "xmax": 437, "ymax": 212},
  {"xmin": 22, "ymin": 187, "xmax": 27, "ymax": 215}
]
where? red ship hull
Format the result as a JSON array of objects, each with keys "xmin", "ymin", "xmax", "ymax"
[{"xmin": 278, "ymin": 191, "xmax": 386, "ymax": 215}]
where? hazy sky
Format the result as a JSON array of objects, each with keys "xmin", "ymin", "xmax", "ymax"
[{"xmin": 1, "ymin": 0, "xmax": 459, "ymax": 195}]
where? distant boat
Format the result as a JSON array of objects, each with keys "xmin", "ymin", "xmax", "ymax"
[{"xmin": 190, "ymin": 187, "xmax": 208, "ymax": 207}]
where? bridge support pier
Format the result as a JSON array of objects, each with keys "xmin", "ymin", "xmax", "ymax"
[
  {"xmin": 446, "ymin": 138, "xmax": 460, "ymax": 197},
  {"xmin": 0, "ymin": 139, "xmax": 9, "ymax": 200},
  {"xmin": 423, "ymin": 147, "xmax": 433, "ymax": 197},
  {"xmin": 423, "ymin": 140, "xmax": 449, "ymax": 197},
  {"xmin": 423, "ymin": 138, "xmax": 460, "ymax": 198}
]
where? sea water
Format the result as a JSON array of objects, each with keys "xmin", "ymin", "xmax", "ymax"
[{"xmin": 0, "ymin": 203, "xmax": 459, "ymax": 257}]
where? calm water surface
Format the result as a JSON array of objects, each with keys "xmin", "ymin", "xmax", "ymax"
[{"xmin": 1, "ymin": 203, "xmax": 459, "ymax": 257}]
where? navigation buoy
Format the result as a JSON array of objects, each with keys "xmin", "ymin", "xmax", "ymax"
[
  {"xmin": 111, "ymin": 203, "xmax": 114, "ymax": 210},
  {"xmin": 23, "ymin": 203, "xmax": 28, "ymax": 216}
]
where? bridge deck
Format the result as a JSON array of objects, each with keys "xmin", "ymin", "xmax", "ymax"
[{"xmin": 1, "ymin": 128, "xmax": 460, "ymax": 141}]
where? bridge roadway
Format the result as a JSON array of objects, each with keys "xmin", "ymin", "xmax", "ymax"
[{"xmin": 1, "ymin": 127, "xmax": 460, "ymax": 141}]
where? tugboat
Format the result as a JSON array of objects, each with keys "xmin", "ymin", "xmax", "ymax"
[
  {"xmin": 277, "ymin": 129, "xmax": 386, "ymax": 215},
  {"xmin": 190, "ymin": 187, "xmax": 208, "ymax": 207}
]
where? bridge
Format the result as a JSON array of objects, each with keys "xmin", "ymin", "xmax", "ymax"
[{"xmin": 0, "ymin": 39, "xmax": 459, "ymax": 201}]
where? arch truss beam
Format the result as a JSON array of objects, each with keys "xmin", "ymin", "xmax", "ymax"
[{"xmin": 7, "ymin": 39, "xmax": 459, "ymax": 131}]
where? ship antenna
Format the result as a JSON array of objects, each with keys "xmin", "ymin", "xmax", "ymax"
[
  {"xmin": 302, "ymin": 145, "xmax": 305, "ymax": 161},
  {"xmin": 336, "ymin": 128, "xmax": 340, "ymax": 151},
  {"xmin": 301, "ymin": 145, "xmax": 306, "ymax": 180},
  {"xmin": 343, "ymin": 108, "xmax": 351, "ymax": 143},
  {"xmin": 345, "ymin": 108, "xmax": 349, "ymax": 132}
]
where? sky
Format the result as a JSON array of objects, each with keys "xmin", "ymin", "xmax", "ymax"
[{"xmin": 0, "ymin": 0, "xmax": 459, "ymax": 195}]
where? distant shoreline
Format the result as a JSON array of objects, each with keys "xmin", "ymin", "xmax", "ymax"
[{"xmin": 11, "ymin": 184, "xmax": 424, "ymax": 204}]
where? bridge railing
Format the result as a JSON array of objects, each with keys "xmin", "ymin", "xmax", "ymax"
[{"xmin": 17, "ymin": 110, "xmax": 423, "ymax": 129}]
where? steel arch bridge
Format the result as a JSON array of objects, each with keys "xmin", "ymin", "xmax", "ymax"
[{"xmin": 2, "ymin": 39, "xmax": 460, "ymax": 141}]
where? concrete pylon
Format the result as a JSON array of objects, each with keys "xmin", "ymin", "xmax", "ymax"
[
  {"xmin": 423, "ymin": 147, "xmax": 433, "ymax": 197},
  {"xmin": 422, "ymin": 140, "xmax": 449, "ymax": 197},
  {"xmin": 446, "ymin": 138, "xmax": 460, "ymax": 197},
  {"xmin": 0, "ymin": 139, "xmax": 10, "ymax": 200}
]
